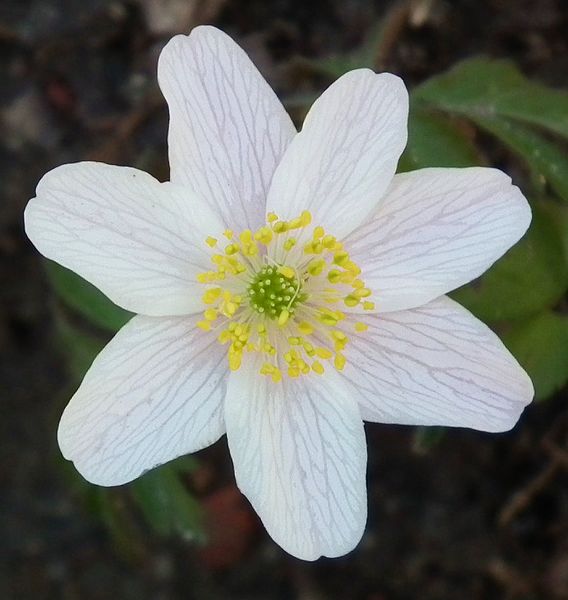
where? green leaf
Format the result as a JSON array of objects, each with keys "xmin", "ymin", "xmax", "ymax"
[
  {"xmin": 504, "ymin": 312, "xmax": 568, "ymax": 401},
  {"xmin": 96, "ymin": 490, "xmax": 147, "ymax": 562},
  {"xmin": 414, "ymin": 58, "xmax": 568, "ymax": 139},
  {"xmin": 46, "ymin": 261, "xmax": 132, "ymax": 332},
  {"xmin": 55, "ymin": 313, "xmax": 106, "ymax": 379},
  {"xmin": 414, "ymin": 58, "xmax": 523, "ymax": 109},
  {"xmin": 540, "ymin": 201, "xmax": 568, "ymax": 258},
  {"xmin": 451, "ymin": 205, "xmax": 568, "ymax": 321},
  {"xmin": 412, "ymin": 427, "xmax": 445, "ymax": 454},
  {"xmin": 471, "ymin": 116, "xmax": 568, "ymax": 203},
  {"xmin": 398, "ymin": 108, "xmax": 481, "ymax": 172},
  {"xmin": 168, "ymin": 454, "xmax": 200, "ymax": 474},
  {"xmin": 131, "ymin": 465, "xmax": 204, "ymax": 542}
]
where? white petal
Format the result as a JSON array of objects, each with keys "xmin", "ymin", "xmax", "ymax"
[
  {"xmin": 266, "ymin": 69, "xmax": 408, "ymax": 238},
  {"xmin": 58, "ymin": 314, "xmax": 227, "ymax": 486},
  {"xmin": 25, "ymin": 162, "xmax": 223, "ymax": 316},
  {"xmin": 343, "ymin": 296, "xmax": 533, "ymax": 432},
  {"xmin": 158, "ymin": 26, "xmax": 296, "ymax": 232},
  {"xmin": 225, "ymin": 359, "xmax": 367, "ymax": 560},
  {"xmin": 347, "ymin": 167, "xmax": 532, "ymax": 312}
]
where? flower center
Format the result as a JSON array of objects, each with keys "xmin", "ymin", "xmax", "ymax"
[
  {"xmin": 248, "ymin": 265, "xmax": 305, "ymax": 319},
  {"xmin": 196, "ymin": 210, "xmax": 374, "ymax": 382}
]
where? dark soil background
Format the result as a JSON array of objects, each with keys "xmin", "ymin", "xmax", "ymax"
[{"xmin": 2, "ymin": 1, "xmax": 568, "ymax": 599}]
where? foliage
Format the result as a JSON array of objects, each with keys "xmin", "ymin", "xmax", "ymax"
[
  {"xmin": 450, "ymin": 204, "xmax": 568, "ymax": 322},
  {"xmin": 303, "ymin": 49, "xmax": 568, "ymax": 403},
  {"xmin": 504, "ymin": 311, "xmax": 568, "ymax": 401},
  {"xmin": 413, "ymin": 58, "xmax": 568, "ymax": 203},
  {"xmin": 130, "ymin": 460, "xmax": 204, "ymax": 541},
  {"xmin": 411, "ymin": 59, "xmax": 568, "ymax": 400},
  {"xmin": 49, "ymin": 277, "xmax": 203, "ymax": 548},
  {"xmin": 46, "ymin": 261, "xmax": 132, "ymax": 332}
]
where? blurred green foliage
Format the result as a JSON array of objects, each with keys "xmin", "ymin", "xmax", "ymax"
[
  {"xmin": 413, "ymin": 59, "xmax": 568, "ymax": 203},
  {"xmin": 131, "ymin": 461, "xmax": 204, "ymax": 541},
  {"xmin": 86, "ymin": 457, "xmax": 204, "ymax": 561},
  {"xmin": 49, "ymin": 273, "xmax": 204, "ymax": 546},
  {"xmin": 413, "ymin": 58, "xmax": 568, "ymax": 140},
  {"xmin": 398, "ymin": 108, "xmax": 480, "ymax": 171},
  {"xmin": 304, "ymin": 37, "xmax": 568, "ymax": 403},
  {"xmin": 504, "ymin": 311, "xmax": 568, "ymax": 401},
  {"xmin": 46, "ymin": 26, "xmax": 568, "ymax": 540},
  {"xmin": 410, "ymin": 59, "xmax": 568, "ymax": 400},
  {"xmin": 451, "ymin": 204, "xmax": 568, "ymax": 321},
  {"xmin": 47, "ymin": 261, "xmax": 132, "ymax": 332}
]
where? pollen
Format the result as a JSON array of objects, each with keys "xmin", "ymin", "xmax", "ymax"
[{"xmin": 195, "ymin": 210, "xmax": 375, "ymax": 382}]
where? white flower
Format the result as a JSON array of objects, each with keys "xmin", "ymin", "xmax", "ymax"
[{"xmin": 24, "ymin": 26, "xmax": 534, "ymax": 560}]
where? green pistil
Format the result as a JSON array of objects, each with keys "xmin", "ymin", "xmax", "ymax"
[{"xmin": 248, "ymin": 265, "xmax": 305, "ymax": 319}]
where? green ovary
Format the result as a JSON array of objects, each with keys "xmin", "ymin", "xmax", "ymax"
[{"xmin": 247, "ymin": 265, "xmax": 305, "ymax": 319}]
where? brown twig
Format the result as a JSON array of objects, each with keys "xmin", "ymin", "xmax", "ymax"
[
  {"xmin": 498, "ymin": 461, "xmax": 559, "ymax": 527},
  {"xmin": 543, "ymin": 438, "xmax": 568, "ymax": 470},
  {"xmin": 487, "ymin": 558, "xmax": 534, "ymax": 598},
  {"xmin": 373, "ymin": 1, "xmax": 412, "ymax": 70},
  {"xmin": 499, "ymin": 414, "xmax": 568, "ymax": 527},
  {"xmin": 86, "ymin": 93, "xmax": 164, "ymax": 164}
]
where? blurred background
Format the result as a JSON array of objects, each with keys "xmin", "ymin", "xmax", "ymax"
[{"xmin": 2, "ymin": 0, "xmax": 568, "ymax": 598}]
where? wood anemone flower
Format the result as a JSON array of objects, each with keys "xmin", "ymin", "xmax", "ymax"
[{"xmin": 24, "ymin": 26, "xmax": 534, "ymax": 560}]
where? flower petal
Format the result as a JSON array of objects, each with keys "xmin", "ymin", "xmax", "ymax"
[
  {"xmin": 266, "ymin": 69, "xmax": 408, "ymax": 238},
  {"xmin": 347, "ymin": 167, "xmax": 532, "ymax": 312},
  {"xmin": 343, "ymin": 296, "xmax": 533, "ymax": 432},
  {"xmin": 25, "ymin": 162, "xmax": 223, "ymax": 316},
  {"xmin": 225, "ymin": 359, "xmax": 367, "ymax": 560},
  {"xmin": 58, "ymin": 314, "xmax": 227, "ymax": 486},
  {"xmin": 158, "ymin": 26, "xmax": 296, "ymax": 231}
]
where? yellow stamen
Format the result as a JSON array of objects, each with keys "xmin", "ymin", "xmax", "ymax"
[
  {"xmin": 195, "ymin": 208, "xmax": 374, "ymax": 382},
  {"xmin": 334, "ymin": 353, "xmax": 346, "ymax": 370},
  {"xmin": 277, "ymin": 265, "xmax": 295, "ymax": 279},
  {"xmin": 312, "ymin": 361, "xmax": 325, "ymax": 375},
  {"xmin": 278, "ymin": 309, "xmax": 290, "ymax": 326}
]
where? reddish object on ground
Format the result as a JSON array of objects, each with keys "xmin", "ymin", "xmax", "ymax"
[{"xmin": 198, "ymin": 486, "xmax": 259, "ymax": 570}]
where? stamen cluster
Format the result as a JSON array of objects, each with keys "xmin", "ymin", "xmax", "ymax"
[{"xmin": 196, "ymin": 210, "xmax": 374, "ymax": 382}]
